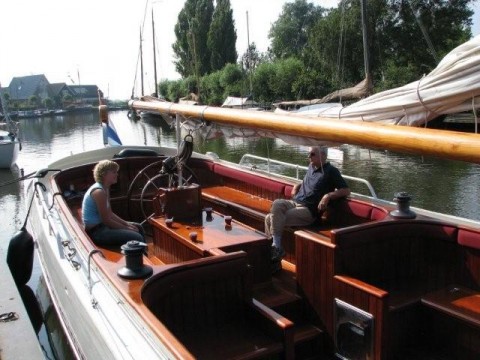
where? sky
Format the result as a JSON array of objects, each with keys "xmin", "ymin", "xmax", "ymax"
[{"xmin": 1, "ymin": 0, "xmax": 479, "ymax": 100}]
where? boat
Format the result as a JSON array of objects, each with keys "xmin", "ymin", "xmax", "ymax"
[
  {"xmin": 21, "ymin": 30, "xmax": 480, "ymax": 358},
  {"xmin": 134, "ymin": 10, "xmax": 166, "ymax": 125},
  {"xmin": 0, "ymin": 95, "xmax": 21, "ymax": 168}
]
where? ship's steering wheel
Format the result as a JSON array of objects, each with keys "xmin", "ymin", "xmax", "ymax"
[{"xmin": 126, "ymin": 159, "xmax": 198, "ymax": 224}]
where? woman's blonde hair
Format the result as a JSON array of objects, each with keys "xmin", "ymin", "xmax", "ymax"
[{"xmin": 93, "ymin": 160, "xmax": 119, "ymax": 183}]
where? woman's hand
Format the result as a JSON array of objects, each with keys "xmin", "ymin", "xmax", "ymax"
[{"xmin": 126, "ymin": 223, "xmax": 139, "ymax": 232}]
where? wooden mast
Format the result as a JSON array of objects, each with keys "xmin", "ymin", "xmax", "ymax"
[
  {"xmin": 140, "ymin": 28, "xmax": 144, "ymax": 97},
  {"xmin": 152, "ymin": 10, "xmax": 158, "ymax": 98},
  {"xmin": 129, "ymin": 99, "xmax": 480, "ymax": 164}
]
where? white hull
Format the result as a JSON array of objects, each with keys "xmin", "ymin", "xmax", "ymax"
[
  {"xmin": 0, "ymin": 139, "xmax": 19, "ymax": 168},
  {"xmin": 26, "ymin": 146, "xmax": 177, "ymax": 359}
]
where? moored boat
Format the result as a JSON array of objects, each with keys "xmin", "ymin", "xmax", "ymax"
[
  {"xmin": 0, "ymin": 96, "xmax": 21, "ymax": 169},
  {"xmin": 21, "ymin": 92, "xmax": 480, "ymax": 359}
]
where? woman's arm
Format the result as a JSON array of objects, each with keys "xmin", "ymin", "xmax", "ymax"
[{"xmin": 92, "ymin": 190, "xmax": 138, "ymax": 231}]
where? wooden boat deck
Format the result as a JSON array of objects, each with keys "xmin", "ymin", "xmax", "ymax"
[{"xmin": 54, "ymin": 154, "xmax": 480, "ymax": 359}]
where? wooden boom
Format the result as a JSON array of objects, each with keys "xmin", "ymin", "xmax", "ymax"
[{"xmin": 129, "ymin": 100, "xmax": 480, "ymax": 164}]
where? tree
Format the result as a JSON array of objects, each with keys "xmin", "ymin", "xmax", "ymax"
[
  {"xmin": 381, "ymin": 0, "xmax": 473, "ymax": 76},
  {"xmin": 29, "ymin": 95, "xmax": 39, "ymax": 108},
  {"xmin": 219, "ymin": 63, "xmax": 245, "ymax": 98},
  {"xmin": 43, "ymin": 97, "xmax": 53, "ymax": 109},
  {"xmin": 172, "ymin": 0, "xmax": 214, "ymax": 78},
  {"xmin": 268, "ymin": 0, "xmax": 325, "ymax": 60},
  {"xmin": 208, "ymin": 0, "xmax": 237, "ymax": 72},
  {"xmin": 303, "ymin": 0, "xmax": 474, "ymax": 94}
]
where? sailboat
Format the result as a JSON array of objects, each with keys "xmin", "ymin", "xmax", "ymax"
[
  {"xmin": 0, "ymin": 93, "xmax": 21, "ymax": 168},
  {"xmin": 288, "ymin": 35, "xmax": 480, "ymax": 128},
  {"xmin": 137, "ymin": 10, "xmax": 168, "ymax": 126},
  {"xmin": 17, "ymin": 34, "xmax": 480, "ymax": 360}
]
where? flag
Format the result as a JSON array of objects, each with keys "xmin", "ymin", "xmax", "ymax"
[{"xmin": 103, "ymin": 120, "xmax": 122, "ymax": 146}]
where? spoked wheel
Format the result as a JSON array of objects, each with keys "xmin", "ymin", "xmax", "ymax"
[{"xmin": 126, "ymin": 160, "xmax": 199, "ymax": 224}]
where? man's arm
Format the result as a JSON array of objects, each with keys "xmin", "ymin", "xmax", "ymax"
[
  {"xmin": 291, "ymin": 183, "xmax": 301, "ymax": 197},
  {"xmin": 318, "ymin": 187, "xmax": 351, "ymax": 211}
]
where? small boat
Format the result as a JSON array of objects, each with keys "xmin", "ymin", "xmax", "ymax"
[
  {"xmin": 20, "ymin": 84, "xmax": 480, "ymax": 359},
  {"xmin": 0, "ymin": 97, "xmax": 21, "ymax": 168}
]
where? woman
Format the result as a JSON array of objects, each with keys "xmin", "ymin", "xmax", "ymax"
[{"xmin": 82, "ymin": 160, "xmax": 144, "ymax": 246}]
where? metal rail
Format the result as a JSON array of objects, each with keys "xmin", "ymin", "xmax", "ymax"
[{"xmin": 239, "ymin": 153, "xmax": 378, "ymax": 198}]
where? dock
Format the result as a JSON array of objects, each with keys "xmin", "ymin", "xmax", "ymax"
[{"xmin": 0, "ymin": 256, "xmax": 43, "ymax": 359}]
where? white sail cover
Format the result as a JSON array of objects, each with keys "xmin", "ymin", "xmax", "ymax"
[{"xmin": 297, "ymin": 35, "xmax": 480, "ymax": 126}]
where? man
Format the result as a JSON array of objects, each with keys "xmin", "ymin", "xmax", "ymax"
[{"xmin": 265, "ymin": 146, "xmax": 350, "ymax": 270}]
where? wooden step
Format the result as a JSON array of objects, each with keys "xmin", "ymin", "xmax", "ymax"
[
  {"xmin": 293, "ymin": 323, "xmax": 324, "ymax": 360},
  {"xmin": 294, "ymin": 323, "xmax": 323, "ymax": 344}
]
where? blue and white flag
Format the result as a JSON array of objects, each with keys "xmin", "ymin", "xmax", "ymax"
[{"xmin": 102, "ymin": 120, "xmax": 122, "ymax": 146}]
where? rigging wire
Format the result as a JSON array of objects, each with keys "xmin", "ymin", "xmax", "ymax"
[
  {"xmin": 408, "ymin": 1, "xmax": 439, "ymax": 63},
  {"xmin": 131, "ymin": 0, "xmax": 152, "ymax": 99}
]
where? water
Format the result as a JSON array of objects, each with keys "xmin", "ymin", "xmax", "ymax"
[{"xmin": 1, "ymin": 110, "xmax": 479, "ymax": 358}]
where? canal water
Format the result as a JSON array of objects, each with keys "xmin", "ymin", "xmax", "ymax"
[{"xmin": 1, "ymin": 110, "xmax": 479, "ymax": 358}]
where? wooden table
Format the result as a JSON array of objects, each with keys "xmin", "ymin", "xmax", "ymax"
[
  {"xmin": 421, "ymin": 285, "xmax": 480, "ymax": 328},
  {"xmin": 149, "ymin": 210, "xmax": 271, "ymax": 283}
]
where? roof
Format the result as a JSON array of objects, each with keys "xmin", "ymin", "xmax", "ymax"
[
  {"xmin": 7, "ymin": 74, "xmax": 50, "ymax": 100},
  {"xmin": 49, "ymin": 83, "xmax": 70, "ymax": 98},
  {"xmin": 67, "ymin": 85, "xmax": 100, "ymax": 99}
]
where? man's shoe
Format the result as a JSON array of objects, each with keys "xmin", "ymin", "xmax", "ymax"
[{"xmin": 271, "ymin": 246, "xmax": 285, "ymax": 262}]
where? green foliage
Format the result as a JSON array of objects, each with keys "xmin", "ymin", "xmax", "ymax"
[
  {"xmin": 172, "ymin": 0, "xmax": 214, "ymax": 78},
  {"xmin": 219, "ymin": 63, "xmax": 246, "ymax": 98},
  {"xmin": 63, "ymin": 93, "xmax": 73, "ymax": 102},
  {"xmin": 208, "ymin": 0, "xmax": 237, "ymax": 72},
  {"xmin": 29, "ymin": 95, "xmax": 39, "ymax": 107},
  {"xmin": 201, "ymin": 71, "xmax": 223, "ymax": 105},
  {"xmin": 269, "ymin": 0, "xmax": 325, "ymax": 60},
  {"xmin": 169, "ymin": 80, "xmax": 188, "ymax": 102},
  {"xmin": 158, "ymin": 80, "xmax": 170, "ymax": 99},
  {"xmin": 252, "ymin": 62, "xmax": 276, "ymax": 103},
  {"xmin": 43, "ymin": 97, "xmax": 53, "ymax": 109},
  {"xmin": 167, "ymin": 0, "xmax": 475, "ymax": 105},
  {"xmin": 302, "ymin": 0, "xmax": 474, "ymax": 95}
]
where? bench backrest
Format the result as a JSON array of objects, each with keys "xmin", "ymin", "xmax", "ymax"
[
  {"xmin": 325, "ymin": 198, "xmax": 389, "ymax": 227},
  {"xmin": 333, "ymin": 220, "xmax": 459, "ymax": 291},
  {"xmin": 141, "ymin": 252, "xmax": 252, "ymax": 335},
  {"xmin": 213, "ymin": 163, "xmax": 290, "ymax": 200}
]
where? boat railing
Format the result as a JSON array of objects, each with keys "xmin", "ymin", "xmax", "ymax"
[{"xmin": 239, "ymin": 153, "xmax": 377, "ymax": 198}]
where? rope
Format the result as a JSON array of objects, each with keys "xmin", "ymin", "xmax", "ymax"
[
  {"xmin": 415, "ymin": 76, "xmax": 438, "ymax": 124},
  {"xmin": 22, "ymin": 182, "xmax": 45, "ymax": 229},
  {"xmin": 48, "ymin": 192, "xmax": 63, "ymax": 210},
  {"xmin": 199, "ymin": 106, "xmax": 208, "ymax": 121},
  {"xmin": 473, "ymin": 96, "xmax": 478, "ymax": 134},
  {"xmin": 0, "ymin": 171, "xmax": 36, "ymax": 188}
]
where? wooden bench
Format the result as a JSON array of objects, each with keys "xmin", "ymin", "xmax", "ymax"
[
  {"xmin": 201, "ymin": 163, "xmax": 293, "ymax": 229},
  {"xmin": 333, "ymin": 219, "xmax": 460, "ymax": 310},
  {"xmin": 199, "ymin": 161, "xmax": 389, "ymax": 263},
  {"xmin": 141, "ymin": 251, "xmax": 295, "ymax": 359}
]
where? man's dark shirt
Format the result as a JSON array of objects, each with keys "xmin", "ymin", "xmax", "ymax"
[{"xmin": 293, "ymin": 162, "xmax": 348, "ymax": 215}]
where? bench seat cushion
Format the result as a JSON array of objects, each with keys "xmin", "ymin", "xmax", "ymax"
[
  {"xmin": 458, "ymin": 229, "xmax": 480, "ymax": 250},
  {"xmin": 202, "ymin": 186, "xmax": 273, "ymax": 215}
]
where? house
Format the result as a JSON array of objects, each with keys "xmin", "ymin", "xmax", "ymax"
[
  {"xmin": 0, "ymin": 74, "xmax": 103, "ymax": 109},
  {"xmin": 49, "ymin": 83, "xmax": 76, "ymax": 105},
  {"xmin": 5, "ymin": 74, "xmax": 50, "ymax": 107},
  {"xmin": 67, "ymin": 85, "xmax": 102, "ymax": 105}
]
